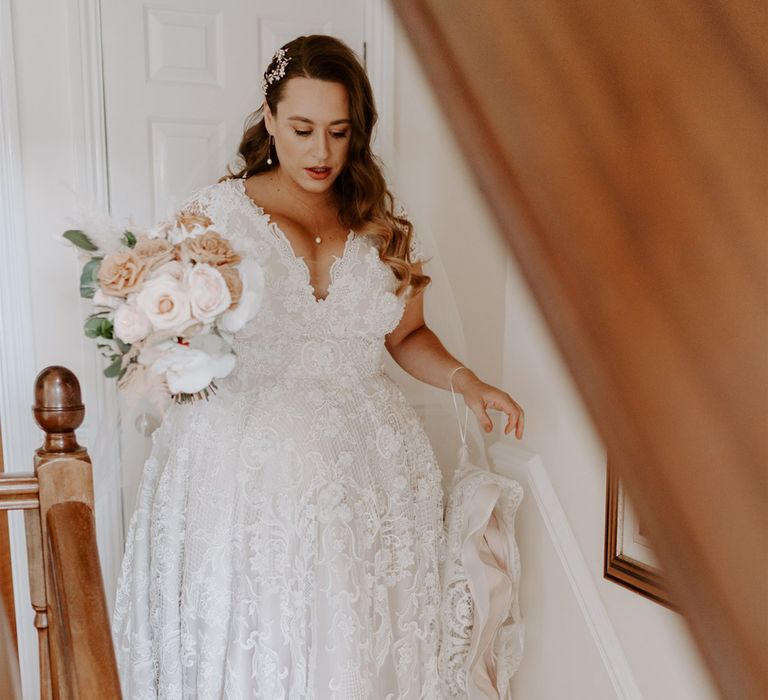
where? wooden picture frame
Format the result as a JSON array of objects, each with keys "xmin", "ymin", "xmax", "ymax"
[{"xmin": 604, "ymin": 460, "xmax": 676, "ymax": 611}]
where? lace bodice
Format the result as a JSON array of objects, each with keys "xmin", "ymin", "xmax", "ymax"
[{"xmin": 174, "ymin": 178, "xmax": 421, "ymax": 390}]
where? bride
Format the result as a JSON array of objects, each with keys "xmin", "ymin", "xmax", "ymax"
[{"xmin": 112, "ymin": 33, "xmax": 524, "ymax": 698}]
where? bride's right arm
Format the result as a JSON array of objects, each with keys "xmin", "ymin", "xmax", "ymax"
[{"xmin": 385, "ymin": 298, "xmax": 525, "ymax": 439}]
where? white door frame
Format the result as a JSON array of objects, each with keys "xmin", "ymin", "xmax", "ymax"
[
  {"xmin": 0, "ymin": 0, "xmax": 41, "ymax": 696},
  {"xmin": 0, "ymin": 1, "xmax": 395, "ymax": 695}
]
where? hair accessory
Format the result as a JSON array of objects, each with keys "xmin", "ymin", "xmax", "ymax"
[{"xmin": 261, "ymin": 48, "xmax": 291, "ymax": 95}]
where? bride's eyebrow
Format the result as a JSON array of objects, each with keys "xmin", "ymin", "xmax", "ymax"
[{"xmin": 287, "ymin": 116, "xmax": 351, "ymax": 126}]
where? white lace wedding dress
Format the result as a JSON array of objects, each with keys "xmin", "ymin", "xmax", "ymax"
[{"xmin": 112, "ymin": 178, "xmax": 448, "ymax": 698}]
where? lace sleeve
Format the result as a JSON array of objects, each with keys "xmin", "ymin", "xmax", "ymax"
[
  {"xmin": 171, "ymin": 183, "xmax": 216, "ymax": 220},
  {"xmin": 150, "ymin": 183, "xmax": 217, "ymax": 237},
  {"xmin": 393, "ymin": 196, "xmax": 427, "ymax": 264}
]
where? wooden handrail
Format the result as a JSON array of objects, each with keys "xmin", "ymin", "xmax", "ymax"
[
  {"xmin": 390, "ymin": 1, "xmax": 767, "ymax": 698},
  {"xmin": 0, "ymin": 594, "xmax": 22, "ymax": 699},
  {"xmin": 0, "ymin": 367, "xmax": 121, "ymax": 698},
  {"xmin": 0, "ymin": 474, "xmax": 39, "ymax": 511},
  {"xmin": 47, "ymin": 499, "xmax": 121, "ymax": 697}
]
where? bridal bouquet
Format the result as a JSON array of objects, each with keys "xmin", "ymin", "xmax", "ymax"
[{"xmin": 62, "ymin": 208, "xmax": 264, "ymax": 405}]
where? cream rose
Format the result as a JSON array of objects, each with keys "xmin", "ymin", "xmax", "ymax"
[
  {"xmin": 113, "ymin": 303, "xmax": 153, "ymax": 344},
  {"xmin": 218, "ymin": 266, "xmax": 243, "ymax": 308},
  {"xmin": 98, "ymin": 251, "xmax": 147, "ymax": 297},
  {"xmin": 180, "ymin": 231, "xmax": 241, "ymax": 267},
  {"xmin": 176, "ymin": 211, "xmax": 212, "ymax": 231},
  {"xmin": 185, "ymin": 264, "xmax": 231, "ymax": 323},
  {"xmin": 150, "ymin": 259, "xmax": 186, "ymax": 281},
  {"xmin": 136, "ymin": 273, "xmax": 191, "ymax": 331},
  {"xmin": 167, "ymin": 211, "xmax": 213, "ymax": 244},
  {"xmin": 133, "ymin": 235, "xmax": 175, "ymax": 271}
]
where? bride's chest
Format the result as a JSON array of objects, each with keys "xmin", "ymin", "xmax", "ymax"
[{"xmin": 218, "ymin": 206, "xmax": 406, "ymax": 339}]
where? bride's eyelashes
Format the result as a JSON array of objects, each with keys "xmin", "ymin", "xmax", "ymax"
[{"xmin": 293, "ymin": 129, "xmax": 349, "ymax": 139}]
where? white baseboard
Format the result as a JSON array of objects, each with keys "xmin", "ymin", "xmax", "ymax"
[{"xmin": 488, "ymin": 441, "xmax": 643, "ymax": 700}]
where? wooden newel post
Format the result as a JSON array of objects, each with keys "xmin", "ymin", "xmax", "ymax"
[
  {"xmin": 27, "ymin": 366, "xmax": 121, "ymax": 699},
  {"xmin": 33, "ymin": 367, "xmax": 89, "ymax": 464},
  {"xmin": 29, "ymin": 366, "xmax": 92, "ymax": 699}
]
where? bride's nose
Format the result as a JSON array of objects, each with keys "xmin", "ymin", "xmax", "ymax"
[{"xmin": 311, "ymin": 132, "xmax": 330, "ymax": 160}]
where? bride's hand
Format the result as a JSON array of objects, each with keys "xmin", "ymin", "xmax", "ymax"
[{"xmin": 453, "ymin": 370, "xmax": 525, "ymax": 439}]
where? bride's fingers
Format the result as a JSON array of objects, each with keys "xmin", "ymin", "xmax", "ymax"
[
  {"xmin": 487, "ymin": 395, "xmax": 524, "ymax": 439},
  {"xmin": 469, "ymin": 401, "xmax": 493, "ymax": 432},
  {"xmin": 503, "ymin": 409, "xmax": 523, "ymax": 437}
]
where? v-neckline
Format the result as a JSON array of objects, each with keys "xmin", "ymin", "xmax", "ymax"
[{"xmin": 234, "ymin": 178, "xmax": 355, "ymax": 305}]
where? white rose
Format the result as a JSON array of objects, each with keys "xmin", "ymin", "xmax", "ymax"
[
  {"xmin": 188, "ymin": 332, "xmax": 231, "ymax": 355},
  {"xmin": 136, "ymin": 273, "xmax": 191, "ymax": 331},
  {"xmin": 149, "ymin": 260, "xmax": 185, "ymax": 281},
  {"xmin": 113, "ymin": 303, "xmax": 152, "ymax": 344},
  {"xmin": 185, "ymin": 263, "xmax": 231, "ymax": 323},
  {"xmin": 92, "ymin": 288, "xmax": 121, "ymax": 309},
  {"xmin": 218, "ymin": 258, "xmax": 265, "ymax": 333},
  {"xmin": 148, "ymin": 341, "xmax": 235, "ymax": 394}
]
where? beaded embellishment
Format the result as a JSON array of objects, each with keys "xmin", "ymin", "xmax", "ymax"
[{"xmin": 261, "ymin": 48, "xmax": 291, "ymax": 94}]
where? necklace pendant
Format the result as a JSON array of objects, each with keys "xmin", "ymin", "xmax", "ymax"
[{"xmin": 314, "ymin": 235, "xmax": 322, "ymax": 245}]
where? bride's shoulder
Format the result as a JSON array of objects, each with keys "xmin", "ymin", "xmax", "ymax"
[{"xmin": 174, "ymin": 178, "xmax": 241, "ymax": 217}]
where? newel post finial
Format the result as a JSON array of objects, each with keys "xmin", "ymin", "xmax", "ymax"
[{"xmin": 32, "ymin": 366, "xmax": 87, "ymax": 457}]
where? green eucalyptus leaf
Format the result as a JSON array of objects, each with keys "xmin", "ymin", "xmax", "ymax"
[
  {"xmin": 79, "ymin": 258, "xmax": 102, "ymax": 299},
  {"xmin": 102, "ymin": 319, "xmax": 114, "ymax": 340},
  {"xmin": 121, "ymin": 230, "xmax": 137, "ymax": 248},
  {"xmin": 84, "ymin": 317, "xmax": 102, "ymax": 338},
  {"xmin": 103, "ymin": 356, "xmax": 123, "ymax": 378},
  {"xmin": 83, "ymin": 316, "xmax": 114, "ymax": 339},
  {"xmin": 80, "ymin": 258, "xmax": 101, "ymax": 284},
  {"xmin": 63, "ymin": 229, "xmax": 98, "ymax": 252}
]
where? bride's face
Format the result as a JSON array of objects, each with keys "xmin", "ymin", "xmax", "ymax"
[{"xmin": 265, "ymin": 77, "xmax": 352, "ymax": 195}]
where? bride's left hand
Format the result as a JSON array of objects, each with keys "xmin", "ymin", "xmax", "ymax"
[{"xmin": 454, "ymin": 372, "xmax": 525, "ymax": 439}]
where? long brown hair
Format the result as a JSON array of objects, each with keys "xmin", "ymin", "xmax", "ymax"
[{"xmin": 219, "ymin": 34, "xmax": 429, "ymax": 297}]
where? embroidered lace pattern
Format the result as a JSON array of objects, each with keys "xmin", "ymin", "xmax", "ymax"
[
  {"xmin": 438, "ymin": 460, "xmax": 525, "ymax": 697},
  {"xmin": 111, "ymin": 178, "xmax": 447, "ymax": 698}
]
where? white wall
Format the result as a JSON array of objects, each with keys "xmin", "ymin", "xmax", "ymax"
[
  {"xmin": 12, "ymin": 0, "xmax": 86, "ymax": 381},
  {"xmin": 390, "ymin": 16, "xmax": 721, "ymax": 700}
]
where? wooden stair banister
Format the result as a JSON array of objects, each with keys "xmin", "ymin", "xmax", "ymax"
[
  {"xmin": 0, "ymin": 366, "xmax": 121, "ymax": 698},
  {"xmin": 0, "ymin": 594, "xmax": 22, "ymax": 699},
  {"xmin": 389, "ymin": 1, "xmax": 767, "ymax": 698}
]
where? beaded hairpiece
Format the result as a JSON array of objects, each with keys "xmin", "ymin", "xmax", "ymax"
[{"xmin": 261, "ymin": 48, "xmax": 291, "ymax": 95}]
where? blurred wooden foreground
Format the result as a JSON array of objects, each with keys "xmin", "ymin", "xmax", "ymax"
[{"xmin": 389, "ymin": 1, "xmax": 767, "ymax": 698}]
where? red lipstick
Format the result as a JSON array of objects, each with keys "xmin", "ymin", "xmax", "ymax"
[{"xmin": 305, "ymin": 167, "xmax": 331, "ymax": 180}]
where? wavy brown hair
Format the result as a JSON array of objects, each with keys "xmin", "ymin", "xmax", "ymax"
[{"xmin": 218, "ymin": 34, "xmax": 429, "ymax": 297}]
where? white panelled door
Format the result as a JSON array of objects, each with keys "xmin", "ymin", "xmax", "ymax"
[
  {"xmin": 100, "ymin": 1, "xmax": 371, "ymax": 540},
  {"xmin": 102, "ymin": 1, "xmax": 366, "ymax": 222}
]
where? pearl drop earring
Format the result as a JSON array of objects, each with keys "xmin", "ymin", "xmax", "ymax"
[{"xmin": 267, "ymin": 135, "xmax": 273, "ymax": 165}]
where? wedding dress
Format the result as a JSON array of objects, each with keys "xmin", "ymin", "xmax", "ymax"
[{"xmin": 111, "ymin": 177, "xmax": 524, "ymax": 699}]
